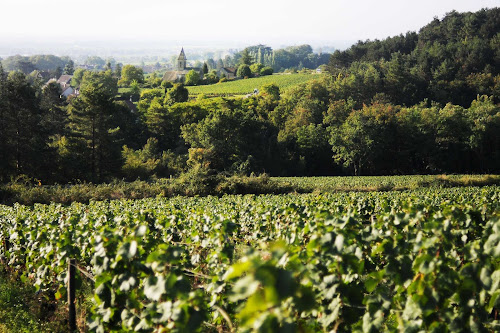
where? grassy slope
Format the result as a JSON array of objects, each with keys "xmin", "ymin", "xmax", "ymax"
[{"xmin": 187, "ymin": 73, "xmax": 322, "ymax": 96}]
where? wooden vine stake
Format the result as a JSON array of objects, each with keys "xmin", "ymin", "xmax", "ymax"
[{"xmin": 68, "ymin": 258, "xmax": 77, "ymax": 332}]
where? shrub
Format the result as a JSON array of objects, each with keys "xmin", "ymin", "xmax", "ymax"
[
  {"xmin": 260, "ymin": 66, "xmax": 274, "ymax": 76},
  {"xmin": 250, "ymin": 63, "xmax": 264, "ymax": 74},
  {"xmin": 185, "ymin": 69, "xmax": 201, "ymax": 86},
  {"xmin": 237, "ymin": 64, "xmax": 251, "ymax": 78}
]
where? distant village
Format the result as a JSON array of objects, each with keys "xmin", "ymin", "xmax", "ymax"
[
  {"xmin": 162, "ymin": 48, "xmax": 237, "ymax": 82},
  {"xmin": 21, "ymin": 46, "xmax": 326, "ymax": 100}
]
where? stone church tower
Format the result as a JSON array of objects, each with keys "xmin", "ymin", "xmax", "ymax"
[
  {"xmin": 177, "ymin": 48, "xmax": 187, "ymax": 70},
  {"xmin": 163, "ymin": 48, "xmax": 203, "ymax": 83}
]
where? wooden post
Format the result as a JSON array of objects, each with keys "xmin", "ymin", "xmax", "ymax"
[
  {"xmin": 68, "ymin": 258, "xmax": 76, "ymax": 332},
  {"xmin": 1, "ymin": 238, "xmax": 10, "ymax": 266}
]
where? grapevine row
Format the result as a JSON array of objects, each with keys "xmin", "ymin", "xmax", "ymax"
[{"xmin": 0, "ymin": 187, "xmax": 499, "ymax": 332}]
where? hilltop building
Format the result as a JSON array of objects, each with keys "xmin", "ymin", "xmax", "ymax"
[
  {"xmin": 162, "ymin": 48, "xmax": 204, "ymax": 83},
  {"xmin": 44, "ymin": 74, "xmax": 78, "ymax": 98},
  {"xmin": 219, "ymin": 67, "xmax": 237, "ymax": 79},
  {"xmin": 56, "ymin": 75, "xmax": 76, "ymax": 98}
]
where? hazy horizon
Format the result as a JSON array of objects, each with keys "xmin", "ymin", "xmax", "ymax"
[{"xmin": 0, "ymin": 0, "xmax": 498, "ymax": 59}]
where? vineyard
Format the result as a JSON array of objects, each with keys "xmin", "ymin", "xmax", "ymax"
[
  {"xmin": 273, "ymin": 174, "xmax": 500, "ymax": 192},
  {"xmin": 187, "ymin": 74, "xmax": 320, "ymax": 97},
  {"xmin": 1, "ymin": 185, "xmax": 500, "ymax": 332}
]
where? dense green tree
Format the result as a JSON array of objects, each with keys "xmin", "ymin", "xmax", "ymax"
[
  {"xmin": 185, "ymin": 69, "xmax": 201, "ymax": 86},
  {"xmin": 327, "ymin": 8, "xmax": 500, "ymax": 107},
  {"xmin": 295, "ymin": 124, "xmax": 333, "ymax": 175},
  {"xmin": 67, "ymin": 71, "xmax": 121, "ymax": 181},
  {"xmin": 30, "ymin": 55, "xmax": 72, "ymax": 71},
  {"xmin": 16, "ymin": 60, "xmax": 37, "ymax": 74},
  {"xmin": 0, "ymin": 72, "xmax": 43, "ymax": 178},
  {"xmin": 84, "ymin": 56, "xmax": 106, "ymax": 69},
  {"xmin": 260, "ymin": 66, "xmax": 273, "ymax": 76},
  {"xmin": 432, "ymin": 103, "xmax": 472, "ymax": 172},
  {"xmin": 250, "ymin": 63, "xmax": 264, "ymax": 74},
  {"xmin": 165, "ymin": 83, "xmax": 189, "ymax": 106},
  {"xmin": 237, "ymin": 64, "xmax": 251, "ymax": 78},
  {"xmin": 145, "ymin": 98, "xmax": 170, "ymax": 148},
  {"xmin": 466, "ymin": 96, "xmax": 500, "ymax": 171},
  {"xmin": 330, "ymin": 103, "xmax": 399, "ymax": 175},
  {"xmin": 181, "ymin": 108, "xmax": 276, "ymax": 173},
  {"xmin": 130, "ymin": 80, "xmax": 141, "ymax": 99},
  {"xmin": 145, "ymin": 72, "xmax": 162, "ymax": 88},
  {"xmin": 122, "ymin": 138, "xmax": 163, "ymax": 180},
  {"xmin": 63, "ymin": 60, "xmax": 75, "ymax": 75},
  {"xmin": 118, "ymin": 65, "xmax": 144, "ymax": 86},
  {"xmin": 259, "ymin": 83, "xmax": 280, "ymax": 101},
  {"xmin": 204, "ymin": 70, "xmax": 219, "ymax": 84},
  {"xmin": 383, "ymin": 53, "xmax": 425, "ymax": 105},
  {"xmin": 206, "ymin": 59, "xmax": 216, "ymax": 70},
  {"xmin": 115, "ymin": 63, "xmax": 123, "ymax": 79},
  {"xmin": 138, "ymin": 88, "xmax": 165, "ymax": 113},
  {"xmin": 52, "ymin": 66, "xmax": 63, "ymax": 79},
  {"xmin": 240, "ymin": 49, "xmax": 254, "ymax": 65},
  {"xmin": 2, "ymin": 55, "xmax": 71, "ymax": 73},
  {"xmin": 39, "ymin": 81, "xmax": 70, "ymax": 181},
  {"xmin": 40, "ymin": 82, "xmax": 64, "ymax": 121},
  {"xmin": 0, "ymin": 63, "xmax": 8, "ymax": 181},
  {"xmin": 71, "ymin": 68, "xmax": 87, "ymax": 87},
  {"xmin": 323, "ymin": 98, "xmax": 356, "ymax": 127},
  {"xmin": 394, "ymin": 103, "xmax": 439, "ymax": 173}
]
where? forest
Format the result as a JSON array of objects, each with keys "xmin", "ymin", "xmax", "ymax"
[{"xmin": 0, "ymin": 8, "xmax": 499, "ymax": 185}]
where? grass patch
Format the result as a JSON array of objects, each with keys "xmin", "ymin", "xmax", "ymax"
[
  {"xmin": 0, "ymin": 268, "xmax": 68, "ymax": 333},
  {"xmin": 0, "ymin": 263, "xmax": 94, "ymax": 332}
]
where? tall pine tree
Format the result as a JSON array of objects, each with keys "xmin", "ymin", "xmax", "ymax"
[{"xmin": 67, "ymin": 71, "xmax": 121, "ymax": 181}]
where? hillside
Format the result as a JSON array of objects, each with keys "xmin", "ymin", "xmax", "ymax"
[
  {"xmin": 329, "ymin": 8, "xmax": 500, "ymax": 69},
  {"xmin": 327, "ymin": 8, "xmax": 500, "ymax": 107},
  {"xmin": 186, "ymin": 73, "xmax": 321, "ymax": 97}
]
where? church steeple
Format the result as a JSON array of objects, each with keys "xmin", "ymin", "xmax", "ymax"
[{"xmin": 177, "ymin": 48, "xmax": 187, "ymax": 70}]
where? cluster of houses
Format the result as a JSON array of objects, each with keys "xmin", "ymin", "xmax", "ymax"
[
  {"xmin": 162, "ymin": 48, "xmax": 237, "ymax": 83},
  {"xmin": 41, "ymin": 48, "xmax": 235, "ymax": 100},
  {"xmin": 43, "ymin": 48, "xmax": 323, "ymax": 100},
  {"xmin": 45, "ymin": 74, "xmax": 78, "ymax": 98}
]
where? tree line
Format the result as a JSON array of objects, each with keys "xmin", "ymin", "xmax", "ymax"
[
  {"xmin": 0, "ymin": 8, "xmax": 499, "ymax": 184},
  {"xmin": 327, "ymin": 8, "xmax": 500, "ymax": 107},
  {"xmin": 204, "ymin": 44, "xmax": 330, "ymax": 73},
  {"xmin": 1, "ymin": 66, "xmax": 498, "ymax": 185}
]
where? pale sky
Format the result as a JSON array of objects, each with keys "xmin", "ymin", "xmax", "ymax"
[{"xmin": 0, "ymin": 0, "xmax": 498, "ymax": 47}]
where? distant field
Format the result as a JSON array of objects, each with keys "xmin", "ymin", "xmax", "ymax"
[
  {"xmin": 118, "ymin": 87, "xmax": 133, "ymax": 94},
  {"xmin": 272, "ymin": 174, "xmax": 500, "ymax": 192},
  {"xmin": 187, "ymin": 73, "xmax": 322, "ymax": 97}
]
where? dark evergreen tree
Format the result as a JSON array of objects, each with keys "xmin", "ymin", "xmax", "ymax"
[
  {"xmin": 63, "ymin": 60, "xmax": 75, "ymax": 75},
  {"xmin": 165, "ymin": 83, "xmax": 188, "ymax": 105},
  {"xmin": 67, "ymin": 71, "xmax": 121, "ymax": 181},
  {"xmin": 1, "ymin": 72, "xmax": 43, "ymax": 178},
  {"xmin": 240, "ymin": 49, "xmax": 254, "ymax": 65}
]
